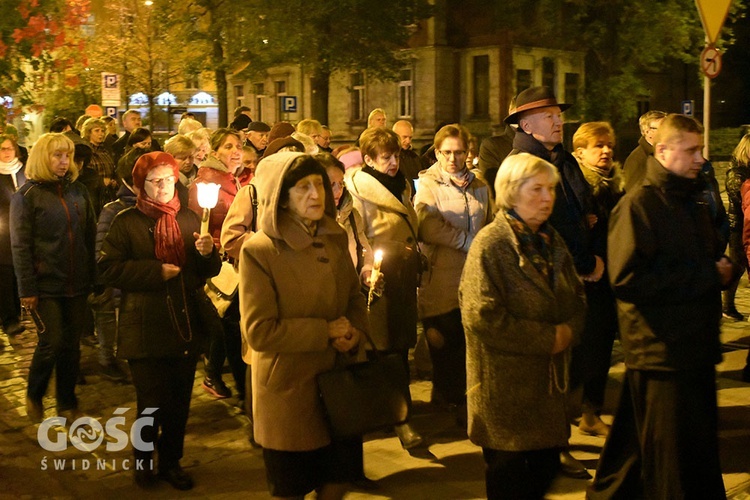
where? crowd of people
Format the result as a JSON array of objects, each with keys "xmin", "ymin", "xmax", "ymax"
[{"xmin": 0, "ymin": 86, "xmax": 746, "ymax": 498}]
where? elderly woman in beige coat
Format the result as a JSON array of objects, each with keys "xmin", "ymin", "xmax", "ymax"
[
  {"xmin": 459, "ymin": 153, "xmax": 586, "ymax": 499},
  {"xmin": 345, "ymin": 127, "xmax": 423, "ymax": 449},
  {"xmin": 415, "ymin": 124, "xmax": 492, "ymax": 417},
  {"xmin": 239, "ymin": 151, "xmax": 368, "ymax": 499}
]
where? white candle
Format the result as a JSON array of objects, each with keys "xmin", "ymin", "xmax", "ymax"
[
  {"xmin": 196, "ymin": 182, "xmax": 221, "ymax": 236},
  {"xmin": 369, "ymin": 249, "xmax": 383, "ymax": 286}
]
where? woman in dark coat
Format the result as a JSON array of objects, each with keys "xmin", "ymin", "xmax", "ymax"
[
  {"xmin": 99, "ymin": 152, "xmax": 220, "ymax": 490},
  {"xmin": 724, "ymin": 133, "xmax": 750, "ymax": 321},
  {"xmin": 10, "ymin": 133, "xmax": 96, "ymax": 423},
  {"xmin": 459, "ymin": 153, "xmax": 586, "ymax": 499},
  {"xmin": 571, "ymin": 122, "xmax": 624, "ymax": 437},
  {"xmin": 0, "ymin": 133, "xmax": 26, "ymax": 335}
]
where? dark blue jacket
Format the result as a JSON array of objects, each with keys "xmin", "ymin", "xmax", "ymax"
[
  {"xmin": 10, "ymin": 178, "xmax": 96, "ymax": 298},
  {"xmin": 0, "ymin": 168, "xmax": 26, "ymax": 266}
]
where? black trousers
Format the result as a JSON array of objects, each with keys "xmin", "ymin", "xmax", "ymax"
[
  {"xmin": 0, "ymin": 264, "xmax": 20, "ymax": 328},
  {"xmin": 482, "ymin": 447, "xmax": 560, "ymax": 499},
  {"xmin": 129, "ymin": 356, "xmax": 197, "ymax": 470},
  {"xmin": 588, "ymin": 368, "xmax": 726, "ymax": 500},
  {"xmin": 423, "ymin": 308, "xmax": 466, "ymax": 405},
  {"xmin": 571, "ymin": 284, "xmax": 617, "ymax": 413},
  {"xmin": 205, "ymin": 297, "xmax": 247, "ymax": 398},
  {"xmin": 27, "ymin": 295, "xmax": 87, "ymax": 411}
]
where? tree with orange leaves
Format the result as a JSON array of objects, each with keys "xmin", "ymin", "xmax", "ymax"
[{"xmin": 0, "ymin": 0, "xmax": 91, "ymax": 117}]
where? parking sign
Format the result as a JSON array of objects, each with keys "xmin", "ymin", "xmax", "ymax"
[
  {"xmin": 681, "ymin": 100, "xmax": 694, "ymax": 117},
  {"xmin": 281, "ymin": 96, "xmax": 297, "ymax": 113}
]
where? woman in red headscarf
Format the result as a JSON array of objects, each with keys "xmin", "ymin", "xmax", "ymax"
[{"xmin": 99, "ymin": 152, "xmax": 220, "ymax": 491}]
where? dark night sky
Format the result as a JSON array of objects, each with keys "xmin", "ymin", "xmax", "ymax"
[{"xmin": 713, "ymin": 11, "xmax": 750, "ymax": 127}]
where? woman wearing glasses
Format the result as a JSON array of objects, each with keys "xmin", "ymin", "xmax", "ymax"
[
  {"xmin": 10, "ymin": 133, "xmax": 96, "ymax": 423},
  {"xmin": 414, "ymin": 124, "xmax": 492, "ymax": 422},
  {"xmin": 99, "ymin": 152, "xmax": 219, "ymax": 490}
]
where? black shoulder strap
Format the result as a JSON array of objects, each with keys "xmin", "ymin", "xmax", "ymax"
[
  {"xmin": 249, "ymin": 183, "xmax": 258, "ymax": 233},
  {"xmin": 348, "ymin": 211, "xmax": 364, "ymax": 273}
]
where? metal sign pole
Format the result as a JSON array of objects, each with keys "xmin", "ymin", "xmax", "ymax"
[{"xmin": 704, "ymin": 73, "xmax": 710, "ymax": 158}]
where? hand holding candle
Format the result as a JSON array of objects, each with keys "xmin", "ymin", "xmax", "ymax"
[
  {"xmin": 367, "ymin": 249, "xmax": 384, "ymax": 307},
  {"xmin": 196, "ymin": 182, "xmax": 221, "ymax": 236},
  {"xmin": 369, "ymin": 249, "xmax": 383, "ymax": 286}
]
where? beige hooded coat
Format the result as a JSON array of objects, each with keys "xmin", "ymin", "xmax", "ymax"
[{"xmin": 239, "ymin": 152, "xmax": 368, "ymax": 451}]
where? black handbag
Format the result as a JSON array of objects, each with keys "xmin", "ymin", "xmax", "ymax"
[{"xmin": 317, "ymin": 327, "xmax": 411, "ymax": 439}]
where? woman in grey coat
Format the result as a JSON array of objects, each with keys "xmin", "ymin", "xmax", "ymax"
[{"xmin": 459, "ymin": 153, "xmax": 586, "ymax": 499}]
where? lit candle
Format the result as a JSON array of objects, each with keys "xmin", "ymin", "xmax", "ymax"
[
  {"xmin": 196, "ymin": 182, "xmax": 221, "ymax": 236},
  {"xmin": 370, "ymin": 249, "xmax": 383, "ymax": 285},
  {"xmin": 367, "ymin": 249, "xmax": 384, "ymax": 307}
]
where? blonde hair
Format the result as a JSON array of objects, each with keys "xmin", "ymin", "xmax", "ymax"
[
  {"xmin": 296, "ymin": 119, "xmax": 323, "ymax": 137},
  {"xmin": 733, "ymin": 133, "xmax": 750, "ymax": 167},
  {"xmin": 178, "ymin": 117, "xmax": 202, "ymax": 136},
  {"xmin": 495, "ymin": 153, "xmax": 559, "ymax": 210},
  {"xmin": 26, "ymin": 133, "xmax": 79, "ymax": 182},
  {"xmin": 367, "ymin": 108, "xmax": 387, "ymax": 128},
  {"xmin": 292, "ymin": 132, "xmax": 319, "ymax": 154},
  {"xmin": 164, "ymin": 134, "xmax": 196, "ymax": 157},
  {"xmin": 572, "ymin": 122, "xmax": 615, "ymax": 150}
]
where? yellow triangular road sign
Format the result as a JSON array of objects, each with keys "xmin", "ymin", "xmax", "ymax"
[{"xmin": 695, "ymin": 0, "xmax": 733, "ymax": 45}]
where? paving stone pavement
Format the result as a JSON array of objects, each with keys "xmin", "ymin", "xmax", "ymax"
[{"xmin": 1, "ymin": 162, "xmax": 749, "ymax": 499}]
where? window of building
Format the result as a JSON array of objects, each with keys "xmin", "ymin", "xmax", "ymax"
[
  {"xmin": 350, "ymin": 72, "xmax": 366, "ymax": 122},
  {"xmin": 473, "ymin": 55, "xmax": 490, "ymax": 117},
  {"xmin": 516, "ymin": 69, "xmax": 532, "ymax": 95},
  {"xmin": 564, "ymin": 73, "xmax": 579, "ymax": 117},
  {"xmin": 542, "ymin": 57, "xmax": 555, "ymax": 90},
  {"xmin": 254, "ymin": 83, "xmax": 265, "ymax": 122},
  {"xmin": 234, "ymin": 84, "xmax": 244, "ymax": 109},
  {"xmin": 398, "ymin": 69, "xmax": 413, "ymax": 119},
  {"xmin": 185, "ymin": 73, "xmax": 200, "ymax": 90}
]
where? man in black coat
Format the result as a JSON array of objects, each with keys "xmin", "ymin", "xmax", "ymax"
[
  {"xmin": 621, "ymin": 110, "xmax": 666, "ymax": 192},
  {"xmin": 112, "ymin": 110, "xmax": 162, "ymax": 163},
  {"xmin": 588, "ymin": 114, "xmax": 731, "ymax": 499},
  {"xmin": 393, "ymin": 120, "xmax": 422, "ymax": 184},
  {"xmin": 505, "ymin": 86, "xmax": 602, "ymax": 480}
]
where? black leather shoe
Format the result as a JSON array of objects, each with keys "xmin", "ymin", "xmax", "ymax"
[
  {"xmin": 159, "ymin": 465, "xmax": 194, "ymax": 490},
  {"xmin": 560, "ymin": 450, "xmax": 592, "ymax": 479},
  {"xmin": 26, "ymin": 397, "xmax": 44, "ymax": 423},
  {"xmin": 4, "ymin": 321, "xmax": 24, "ymax": 336},
  {"xmin": 722, "ymin": 308, "xmax": 744, "ymax": 321},
  {"xmin": 395, "ymin": 423, "xmax": 424, "ymax": 449}
]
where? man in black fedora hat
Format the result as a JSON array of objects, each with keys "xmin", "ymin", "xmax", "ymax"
[{"xmin": 506, "ymin": 86, "xmax": 605, "ymax": 481}]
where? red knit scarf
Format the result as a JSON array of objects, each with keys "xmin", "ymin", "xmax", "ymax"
[{"xmin": 136, "ymin": 194, "xmax": 186, "ymax": 267}]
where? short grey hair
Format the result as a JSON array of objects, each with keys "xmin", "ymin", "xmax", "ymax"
[
  {"xmin": 494, "ymin": 153, "xmax": 559, "ymax": 210},
  {"xmin": 638, "ymin": 110, "xmax": 667, "ymax": 136}
]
